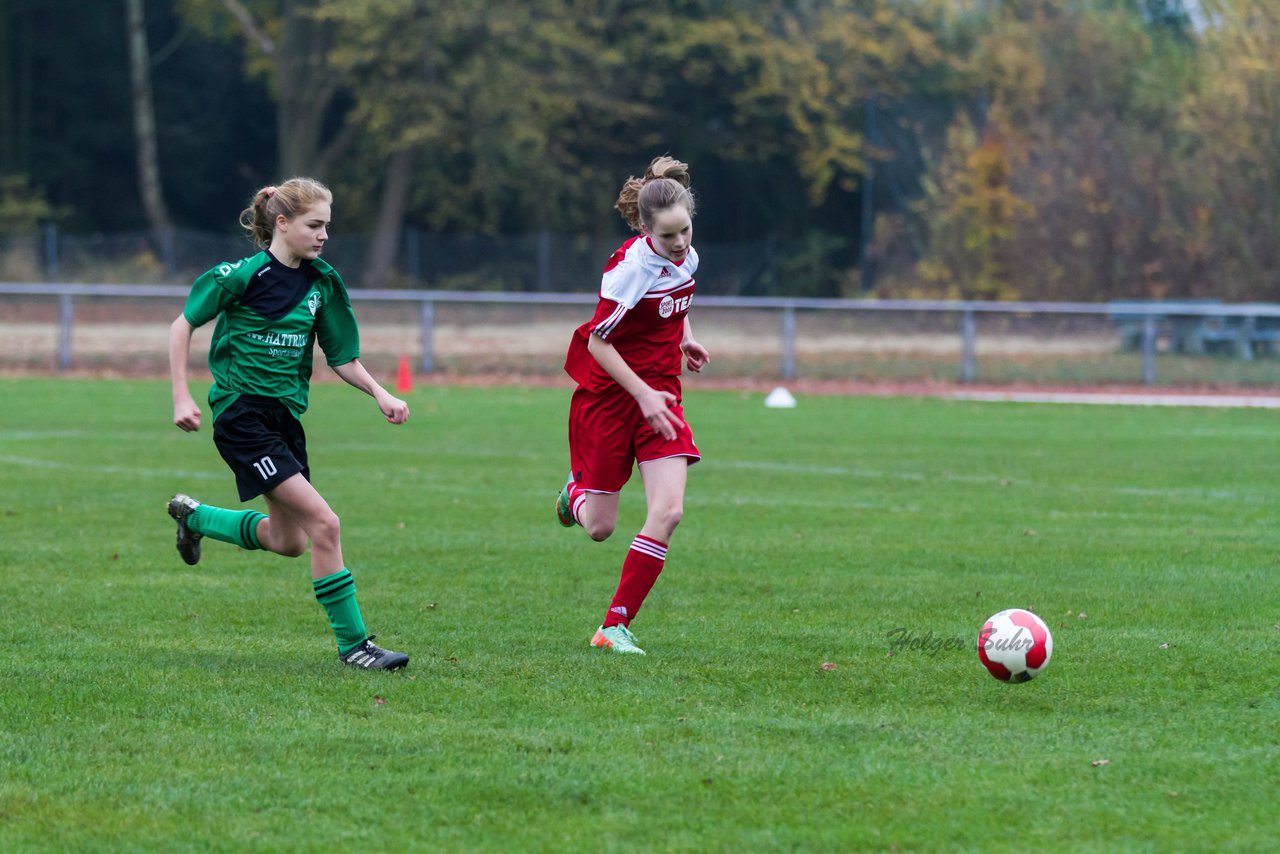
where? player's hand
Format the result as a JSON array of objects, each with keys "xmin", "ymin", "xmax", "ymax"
[
  {"xmin": 173, "ymin": 395, "xmax": 202, "ymax": 432},
  {"xmin": 681, "ymin": 339, "xmax": 710, "ymax": 373},
  {"xmin": 635, "ymin": 387, "xmax": 683, "ymax": 441},
  {"xmin": 378, "ymin": 392, "xmax": 410, "ymax": 425}
]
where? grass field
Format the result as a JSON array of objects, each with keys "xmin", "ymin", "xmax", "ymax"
[{"xmin": 1, "ymin": 377, "xmax": 1277, "ymax": 852}]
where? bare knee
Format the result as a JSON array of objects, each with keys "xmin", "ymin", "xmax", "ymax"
[
  {"xmin": 308, "ymin": 510, "xmax": 342, "ymax": 552},
  {"xmin": 277, "ymin": 534, "xmax": 308, "ymax": 558},
  {"xmin": 647, "ymin": 502, "xmax": 683, "ymax": 537},
  {"xmin": 584, "ymin": 519, "xmax": 616, "ymax": 542},
  {"xmin": 261, "ymin": 517, "xmax": 307, "ymax": 558}
]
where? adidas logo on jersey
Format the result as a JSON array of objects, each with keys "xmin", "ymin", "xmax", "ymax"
[{"xmin": 658, "ymin": 267, "xmax": 671, "ymax": 278}]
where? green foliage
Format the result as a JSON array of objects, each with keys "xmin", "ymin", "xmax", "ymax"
[
  {"xmin": 320, "ymin": 0, "xmax": 626, "ymax": 233},
  {"xmin": 0, "ymin": 174, "xmax": 54, "ymax": 235},
  {"xmin": 0, "ymin": 176, "xmax": 51, "ymax": 279},
  {"xmin": 168, "ymin": 0, "xmax": 955, "ymax": 242},
  {"xmin": 1, "ymin": 379, "xmax": 1277, "ymax": 849},
  {"xmin": 773, "ymin": 230, "xmax": 853, "ymax": 297},
  {"xmin": 8, "ymin": 1, "xmax": 1280, "ymax": 299}
]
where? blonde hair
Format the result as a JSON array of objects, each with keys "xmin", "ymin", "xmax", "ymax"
[
  {"xmin": 615, "ymin": 156, "xmax": 695, "ymax": 233},
  {"xmin": 238, "ymin": 177, "xmax": 333, "ymax": 248}
]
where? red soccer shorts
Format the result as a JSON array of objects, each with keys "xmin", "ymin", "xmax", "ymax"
[{"xmin": 568, "ymin": 379, "xmax": 700, "ymax": 493}]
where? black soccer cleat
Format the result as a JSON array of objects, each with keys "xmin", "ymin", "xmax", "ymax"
[
  {"xmin": 339, "ymin": 636, "xmax": 409, "ymax": 671},
  {"xmin": 167, "ymin": 493, "xmax": 204, "ymax": 566}
]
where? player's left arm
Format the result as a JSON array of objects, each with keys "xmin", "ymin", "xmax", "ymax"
[
  {"xmin": 332, "ymin": 359, "xmax": 409, "ymax": 425},
  {"xmin": 315, "ymin": 273, "xmax": 406, "ymax": 424},
  {"xmin": 680, "ymin": 316, "xmax": 710, "ymax": 373}
]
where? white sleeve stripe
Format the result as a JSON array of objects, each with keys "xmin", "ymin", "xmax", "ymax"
[{"xmin": 594, "ymin": 303, "xmax": 629, "ymax": 339}]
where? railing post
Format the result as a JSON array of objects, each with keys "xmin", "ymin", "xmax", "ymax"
[
  {"xmin": 1237, "ymin": 315, "xmax": 1255, "ymax": 361},
  {"xmin": 1142, "ymin": 313, "xmax": 1158, "ymax": 385},
  {"xmin": 780, "ymin": 304, "xmax": 797, "ymax": 380},
  {"xmin": 419, "ymin": 298, "xmax": 435, "ymax": 373},
  {"xmin": 58, "ymin": 293, "xmax": 73, "ymax": 371},
  {"xmin": 961, "ymin": 308, "xmax": 976, "ymax": 384}
]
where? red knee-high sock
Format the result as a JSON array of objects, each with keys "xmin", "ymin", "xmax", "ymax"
[
  {"xmin": 602, "ymin": 535, "xmax": 667, "ymax": 627},
  {"xmin": 569, "ymin": 483, "xmax": 588, "ymax": 526}
]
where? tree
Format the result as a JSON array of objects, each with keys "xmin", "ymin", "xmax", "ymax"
[
  {"xmin": 177, "ymin": 0, "xmax": 355, "ymax": 176},
  {"xmin": 881, "ymin": 0, "xmax": 1209, "ymax": 301},
  {"xmin": 1178, "ymin": 0, "xmax": 1280, "ymax": 299},
  {"xmin": 125, "ymin": 0, "xmax": 172, "ymax": 233},
  {"xmin": 321, "ymin": 0, "xmax": 633, "ymax": 258}
]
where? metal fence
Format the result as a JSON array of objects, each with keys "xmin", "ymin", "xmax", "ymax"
[{"xmin": 5, "ymin": 282, "xmax": 1280, "ymax": 388}]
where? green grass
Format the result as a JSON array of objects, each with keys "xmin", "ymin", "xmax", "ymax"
[{"xmin": 1, "ymin": 378, "xmax": 1276, "ymax": 852}]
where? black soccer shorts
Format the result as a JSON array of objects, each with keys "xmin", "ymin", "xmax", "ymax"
[{"xmin": 212, "ymin": 394, "xmax": 311, "ymax": 501}]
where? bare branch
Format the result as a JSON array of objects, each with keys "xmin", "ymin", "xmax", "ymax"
[{"xmin": 218, "ymin": 0, "xmax": 275, "ymax": 54}]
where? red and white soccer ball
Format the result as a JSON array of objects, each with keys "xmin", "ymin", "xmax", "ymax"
[{"xmin": 977, "ymin": 608, "xmax": 1053, "ymax": 683}]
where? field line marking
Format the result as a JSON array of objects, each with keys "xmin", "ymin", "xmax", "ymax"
[
  {"xmin": 949, "ymin": 390, "xmax": 1280, "ymax": 408},
  {"xmin": 721, "ymin": 459, "xmax": 1265, "ymax": 502},
  {"xmin": 0, "ymin": 455, "xmax": 221, "ymax": 480}
]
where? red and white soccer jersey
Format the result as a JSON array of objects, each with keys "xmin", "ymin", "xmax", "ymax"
[
  {"xmin": 563, "ymin": 235, "xmax": 700, "ymax": 492},
  {"xmin": 564, "ymin": 236, "xmax": 698, "ymax": 394}
]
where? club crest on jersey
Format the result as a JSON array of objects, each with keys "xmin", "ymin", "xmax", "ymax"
[
  {"xmin": 307, "ymin": 292, "xmax": 322, "ymax": 316},
  {"xmin": 216, "ymin": 259, "xmax": 244, "ymax": 278},
  {"xmin": 658, "ymin": 293, "xmax": 691, "ymax": 319}
]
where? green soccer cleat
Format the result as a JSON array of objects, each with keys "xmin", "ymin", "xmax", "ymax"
[
  {"xmin": 167, "ymin": 493, "xmax": 203, "ymax": 566},
  {"xmin": 590, "ymin": 624, "xmax": 646, "ymax": 655},
  {"xmin": 556, "ymin": 475, "xmax": 576, "ymax": 528}
]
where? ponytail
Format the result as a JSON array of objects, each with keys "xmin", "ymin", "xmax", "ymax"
[
  {"xmin": 615, "ymin": 156, "xmax": 695, "ymax": 233},
  {"xmin": 239, "ymin": 177, "xmax": 332, "ymax": 248}
]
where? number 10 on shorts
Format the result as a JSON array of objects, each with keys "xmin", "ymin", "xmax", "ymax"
[{"xmin": 253, "ymin": 456, "xmax": 278, "ymax": 480}]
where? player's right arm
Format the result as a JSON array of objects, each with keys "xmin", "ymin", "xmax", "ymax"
[
  {"xmin": 577, "ymin": 240, "xmax": 682, "ymax": 438},
  {"xmin": 169, "ymin": 314, "xmax": 201, "ymax": 432},
  {"xmin": 170, "ymin": 262, "xmax": 243, "ymax": 432},
  {"xmin": 586, "ymin": 333, "xmax": 683, "ymax": 441}
]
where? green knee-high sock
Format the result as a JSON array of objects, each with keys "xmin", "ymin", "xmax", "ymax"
[
  {"xmin": 313, "ymin": 569, "xmax": 368, "ymax": 655},
  {"xmin": 190, "ymin": 505, "xmax": 265, "ymax": 550}
]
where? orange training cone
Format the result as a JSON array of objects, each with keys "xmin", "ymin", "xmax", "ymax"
[{"xmin": 395, "ymin": 355, "xmax": 413, "ymax": 394}]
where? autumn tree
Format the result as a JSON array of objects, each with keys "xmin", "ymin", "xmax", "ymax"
[
  {"xmin": 881, "ymin": 0, "xmax": 1205, "ymax": 301},
  {"xmin": 1178, "ymin": 0, "xmax": 1280, "ymax": 299}
]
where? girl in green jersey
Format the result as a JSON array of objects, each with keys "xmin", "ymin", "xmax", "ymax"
[{"xmin": 167, "ymin": 177, "xmax": 410, "ymax": 670}]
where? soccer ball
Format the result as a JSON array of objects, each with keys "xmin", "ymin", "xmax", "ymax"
[{"xmin": 977, "ymin": 608, "xmax": 1053, "ymax": 682}]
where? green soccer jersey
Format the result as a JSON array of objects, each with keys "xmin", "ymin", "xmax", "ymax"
[{"xmin": 183, "ymin": 250, "xmax": 360, "ymax": 422}]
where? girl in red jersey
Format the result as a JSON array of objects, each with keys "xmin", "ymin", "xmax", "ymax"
[{"xmin": 556, "ymin": 156, "xmax": 710, "ymax": 655}]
